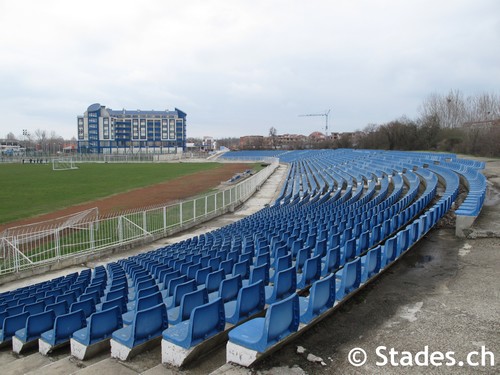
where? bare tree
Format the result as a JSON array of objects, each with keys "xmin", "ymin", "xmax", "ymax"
[{"xmin": 269, "ymin": 126, "xmax": 278, "ymax": 149}]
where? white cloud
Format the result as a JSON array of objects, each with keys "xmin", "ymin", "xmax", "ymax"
[{"xmin": 0, "ymin": 0, "xmax": 499, "ymax": 139}]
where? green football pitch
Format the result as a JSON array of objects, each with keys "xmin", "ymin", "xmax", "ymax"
[{"xmin": 0, "ymin": 162, "xmax": 221, "ymax": 225}]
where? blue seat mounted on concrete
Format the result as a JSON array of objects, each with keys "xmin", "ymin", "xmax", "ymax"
[{"xmin": 228, "ymin": 293, "xmax": 299, "ymax": 353}]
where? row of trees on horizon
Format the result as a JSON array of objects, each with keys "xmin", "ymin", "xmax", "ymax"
[{"xmin": 218, "ymin": 90, "xmax": 500, "ymax": 157}]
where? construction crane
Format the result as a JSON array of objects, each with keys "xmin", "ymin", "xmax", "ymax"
[{"xmin": 299, "ymin": 109, "xmax": 331, "ymax": 136}]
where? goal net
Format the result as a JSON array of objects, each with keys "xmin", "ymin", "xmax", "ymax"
[{"xmin": 52, "ymin": 158, "xmax": 78, "ymax": 171}]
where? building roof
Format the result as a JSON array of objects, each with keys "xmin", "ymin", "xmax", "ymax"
[{"xmin": 86, "ymin": 103, "xmax": 186, "ymax": 118}]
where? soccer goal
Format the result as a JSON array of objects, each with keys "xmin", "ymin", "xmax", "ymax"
[{"xmin": 52, "ymin": 157, "xmax": 79, "ymax": 171}]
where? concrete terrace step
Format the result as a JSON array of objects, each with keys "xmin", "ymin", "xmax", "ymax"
[
  {"xmin": 1, "ymin": 351, "xmax": 53, "ymax": 375},
  {"xmin": 25, "ymin": 351, "xmax": 110, "ymax": 375}
]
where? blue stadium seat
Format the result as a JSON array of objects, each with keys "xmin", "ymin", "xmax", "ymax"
[
  {"xmin": 70, "ymin": 298, "xmax": 96, "ymax": 318},
  {"xmin": 335, "ymin": 258, "xmax": 361, "ymax": 300},
  {"xmin": 164, "ymin": 280, "xmax": 197, "ymax": 309},
  {"xmin": 228, "ymin": 293, "xmax": 299, "ymax": 353},
  {"xmin": 23, "ymin": 300, "xmax": 46, "ymax": 315},
  {"xmin": 162, "ymin": 297, "xmax": 225, "ymax": 349},
  {"xmin": 243, "ymin": 262, "xmax": 270, "ymax": 287},
  {"xmin": 204, "ymin": 269, "xmax": 225, "ymax": 293},
  {"xmin": 168, "ymin": 288, "xmax": 208, "ymax": 325},
  {"xmin": 299, "ymin": 273, "xmax": 335, "ymax": 324},
  {"xmin": 265, "ymin": 266, "xmax": 297, "ymax": 304},
  {"xmin": 99, "ymin": 295, "xmax": 127, "ymax": 314},
  {"xmin": 361, "ymin": 246, "xmax": 382, "ymax": 282},
  {"xmin": 72, "ymin": 306, "xmax": 123, "ymax": 346},
  {"xmin": 208, "ymin": 274, "xmax": 242, "ymax": 303},
  {"xmin": 39, "ymin": 309, "xmax": 87, "ymax": 355},
  {"xmin": 111, "ymin": 303, "xmax": 168, "ymax": 352},
  {"xmin": 12, "ymin": 310, "xmax": 55, "ymax": 353},
  {"xmin": 225, "ymin": 280, "xmax": 265, "ymax": 325},
  {"xmin": 122, "ymin": 291, "xmax": 163, "ymax": 326},
  {"xmin": 297, "ymin": 254, "xmax": 321, "ymax": 289},
  {"xmin": 0, "ymin": 311, "xmax": 30, "ymax": 347},
  {"xmin": 45, "ymin": 300, "xmax": 68, "ymax": 317}
]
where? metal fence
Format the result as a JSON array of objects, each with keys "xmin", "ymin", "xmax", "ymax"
[{"xmin": 0, "ymin": 160, "xmax": 278, "ymax": 276}]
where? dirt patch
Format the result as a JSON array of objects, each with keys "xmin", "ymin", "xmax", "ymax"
[{"xmin": 0, "ymin": 163, "xmax": 251, "ymax": 232}]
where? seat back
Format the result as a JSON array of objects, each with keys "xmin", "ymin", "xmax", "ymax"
[
  {"xmin": 238, "ymin": 280, "xmax": 265, "ymax": 318},
  {"xmin": 54, "ymin": 309, "xmax": 86, "ymax": 341},
  {"xmin": 23, "ymin": 300, "xmax": 45, "ymax": 315},
  {"xmin": 104, "ymin": 286, "xmax": 127, "ymax": 302},
  {"xmin": 295, "ymin": 248, "xmax": 310, "ymax": 271},
  {"xmin": 79, "ymin": 289, "xmax": 100, "ymax": 305},
  {"xmin": 26, "ymin": 310, "xmax": 55, "ymax": 339},
  {"xmin": 69, "ymin": 298, "xmax": 95, "ymax": 318},
  {"xmin": 195, "ymin": 266, "xmax": 212, "ymax": 286},
  {"xmin": 364, "ymin": 246, "xmax": 381, "ymax": 279},
  {"xmin": 249, "ymin": 263, "xmax": 270, "ymax": 286},
  {"xmin": 205, "ymin": 269, "xmax": 225, "ymax": 293},
  {"xmin": 136, "ymin": 291, "xmax": 163, "ymax": 311},
  {"xmin": 265, "ymin": 293, "xmax": 299, "ymax": 343},
  {"xmin": 187, "ymin": 263, "xmax": 202, "ymax": 279},
  {"xmin": 275, "ymin": 266, "xmax": 297, "ymax": 300},
  {"xmin": 179, "ymin": 289, "xmax": 208, "ymax": 322},
  {"xmin": 3, "ymin": 311, "xmax": 30, "ymax": 338},
  {"xmin": 232, "ymin": 259, "xmax": 250, "ymax": 280},
  {"xmin": 274, "ymin": 253, "xmax": 292, "ymax": 272},
  {"xmin": 89, "ymin": 306, "xmax": 122, "ymax": 342},
  {"xmin": 166, "ymin": 275, "xmax": 188, "ymax": 297},
  {"xmin": 219, "ymin": 274, "xmax": 242, "ymax": 303},
  {"xmin": 134, "ymin": 303, "xmax": 168, "ymax": 342},
  {"xmin": 314, "ymin": 239, "xmax": 327, "ymax": 257},
  {"xmin": 172, "ymin": 280, "xmax": 197, "ymax": 307},
  {"xmin": 56, "ymin": 290, "xmax": 77, "ymax": 306},
  {"xmin": 189, "ymin": 297, "xmax": 225, "ymax": 345},
  {"xmin": 135, "ymin": 278, "xmax": 156, "ymax": 293},
  {"xmin": 161, "ymin": 269, "xmax": 181, "ymax": 289},
  {"xmin": 135, "ymin": 284, "xmax": 160, "ymax": 301},
  {"xmin": 101, "ymin": 295, "xmax": 127, "ymax": 314},
  {"xmin": 219, "ymin": 259, "xmax": 234, "ymax": 275},
  {"xmin": 45, "ymin": 300, "xmax": 68, "ymax": 317},
  {"xmin": 309, "ymin": 273, "xmax": 335, "ymax": 317},
  {"xmin": 300, "ymin": 254, "xmax": 321, "ymax": 287},
  {"xmin": 344, "ymin": 238, "xmax": 356, "ymax": 262},
  {"xmin": 344, "ymin": 258, "xmax": 361, "ymax": 294},
  {"xmin": 255, "ymin": 252, "xmax": 270, "ymax": 267}
]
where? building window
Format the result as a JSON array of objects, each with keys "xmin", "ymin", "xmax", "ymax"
[
  {"xmin": 169, "ymin": 119, "xmax": 175, "ymax": 139},
  {"xmin": 140, "ymin": 119, "xmax": 146, "ymax": 139}
]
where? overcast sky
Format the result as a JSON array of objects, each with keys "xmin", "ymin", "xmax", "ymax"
[{"xmin": 1, "ymin": 0, "xmax": 499, "ymax": 140}]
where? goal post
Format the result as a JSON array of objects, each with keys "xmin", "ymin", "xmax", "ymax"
[{"xmin": 52, "ymin": 158, "xmax": 78, "ymax": 171}]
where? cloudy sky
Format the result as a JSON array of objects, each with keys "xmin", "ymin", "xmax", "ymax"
[{"xmin": 1, "ymin": 0, "xmax": 499, "ymax": 140}]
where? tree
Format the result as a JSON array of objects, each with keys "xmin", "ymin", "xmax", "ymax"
[{"xmin": 269, "ymin": 127, "xmax": 278, "ymax": 149}]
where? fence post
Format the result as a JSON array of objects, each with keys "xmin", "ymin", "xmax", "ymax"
[
  {"xmin": 54, "ymin": 230, "xmax": 61, "ymax": 259},
  {"xmin": 163, "ymin": 206, "xmax": 167, "ymax": 234},
  {"xmin": 118, "ymin": 216, "xmax": 124, "ymax": 243},
  {"xmin": 90, "ymin": 222, "xmax": 95, "ymax": 251},
  {"xmin": 193, "ymin": 199, "xmax": 196, "ymax": 221},
  {"xmin": 143, "ymin": 211, "xmax": 147, "ymax": 236},
  {"xmin": 205, "ymin": 196, "xmax": 208, "ymax": 216},
  {"xmin": 180, "ymin": 202, "xmax": 183, "ymax": 226},
  {"xmin": 13, "ymin": 236, "xmax": 19, "ymax": 273}
]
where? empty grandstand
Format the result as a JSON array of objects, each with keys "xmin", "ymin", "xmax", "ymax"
[{"xmin": 0, "ymin": 149, "xmax": 488, "ymax": 372}]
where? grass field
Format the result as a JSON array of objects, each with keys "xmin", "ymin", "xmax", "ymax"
[{"xmin": 0, "ymin": 162, "xmax": 222, "ymax": 224}]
